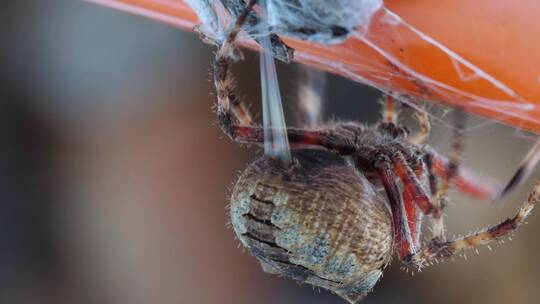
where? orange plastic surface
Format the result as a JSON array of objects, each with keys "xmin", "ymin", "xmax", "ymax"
[{"xmin": 86, "ymin": 0, "xmax": 540, "ymax": 133}]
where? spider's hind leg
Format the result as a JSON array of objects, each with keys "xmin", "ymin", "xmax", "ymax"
[
  {"xmin": 426, "ymin": 110, "xmax": 466, "ymax": 241},
  {"xmin": 405, "ymin": 110, "xmax": 540, "ymax": 270},
  {"xmin": 495, "ymin": 139, "xmax": 540, "ymax": 201},
  {"xmin": 405, "ymin": 179, "xmax": 540, "ymax": 270}
]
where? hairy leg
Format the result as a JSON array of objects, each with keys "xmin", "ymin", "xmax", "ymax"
[
  {"xmin": 375, "ymin": 156, "xmax": 417, "ymax": 259},
  {"xmin": 404, "ymin": 104, "xmax": 495, "ymax": 201},
  {"xmin": 429, "ymin": 110, "xmax": 465, "ymax": 240},
  {"xmin": 213, "ymin": 0, "xmax": 258, "ymax": 134},
  {"xmin": 430, "ymin": 151, "xmax": 495, "ymax": 200},
  {"xmin": 392, "ymin": 151, "xmax": 433, "ymax": 214},
  {"xmin": 393, "ymin": 151, "xmax": 434, "ymax": 247},
  {"xmin": 405, "ymin": 179, "xmax": 540, "ymax": 270},
  {"xmin": 213, "ymin": 1, "xmax": 360, "ymax": 155},
  {"xmin": 383, "ymin": 95, "xmax": 398, "ymax": 124},
  {"xmin": 495, "ymin": 139, "xmax": 540, "ymax": 201},
  {"xmin": 219, "ymin": 0, "xmax": 294, "ymax": 63},
  {"xmin": 409, "ymin": 105, "xmax": 431, "ymax": 144},
  {"xmin": 401, "ymin": 173, "xmax": 424, "ymax": 249}
]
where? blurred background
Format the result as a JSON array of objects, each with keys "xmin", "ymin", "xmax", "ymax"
[{"xmin": 2, "ymin": 1, "xmax": 540, "ymax": 303}]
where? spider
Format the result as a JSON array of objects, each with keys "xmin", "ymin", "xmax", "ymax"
[{"xmin": 210, "ymin": 1, "xmax": 540, "ymax": 302}]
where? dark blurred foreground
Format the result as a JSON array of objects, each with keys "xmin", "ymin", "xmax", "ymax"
[{"xmin": 1, "ymin": 1, "xmax": 540, "ymax": 304}]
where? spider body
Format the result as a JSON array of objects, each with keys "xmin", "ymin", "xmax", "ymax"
[
  {"xmin": 208, "ymin": 2, "xmax": 540, "ymax": 303},
  {"xmin": 228, "ymin": 121, "xmax": 438, "ymax": 303},
  {"xmin": 230, "ymin": 148, "xmax": 393, "ymax": 303}
]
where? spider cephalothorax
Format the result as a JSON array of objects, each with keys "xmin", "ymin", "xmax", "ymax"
[{"xmin": 209, "ymin": 2, "xmax": 540, "ymax": 303}]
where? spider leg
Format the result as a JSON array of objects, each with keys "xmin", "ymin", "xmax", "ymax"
[
  {"xmin": 402, "ymin": 185, "xmax": 422, "ymax": 248},
  {"xmin": 439, "ymin": 110, "xmax": 465, "ymax": 196},
  {"xmin": 430, "ymin": 151, "xmax": 495, "ymax": 200},
  {"xmin": 425, "ymin": 108, "xmax": 496, "ymax": 201},
  {"xmin": 378, "ymin": 95, "xmax": 410, "ymax": 138},
  {"xmin": 409, "ymin": 105, "xmax": 431, "ymax": 145},
  {"xmin": 428, "ymin": 157, "xmax": 446, "ymax": 240},
  {"xmin": 375, "ymin": 156, "xmax": 417, "ymax": 259},
  {"xmin": 395, "ymin": 152, "xmax": 435, "ymax": 247},
  {"xmin": 213, "ymin": 0, "xmax": 358, "ymax": 154},
  {"xmin": 404, "ymin": 179, "xmax": 540, "ymax": 270},
  {"xmin": 383, "ymin": 95, "xmax": 398, "ymax": 124},
  {"xmin": 403, "ymin": 103, "xmax": 494, "ymax": 201},
  {"xmin": 392, "ymin": 151, "xmax": 433, "ymax": 214},
  {"xmin": 381, "ymin": 95, "xmax": 429, "ymax": 144},
  {"xmin": 231, "ymin": 125, "xmax": 357, "ymax": 154},
  {"xmin": 379, "ymin": 97, "xmax": 437, "ymax": 244},
  {"xmin": 392, "ymin": 150, "xmax": 446, "ymax": 247},
  {"xmin": 413, "ymin": 158, "xmax": 433, "ymax": 243},
  {"xmin": 426, "ymin": 136, "xmax": 540, "ymax": 240},
  {"xmin": 214, "ymin": 0, "xmax": 257, "ymax": 132},
  {"xmin": 381, "ymin": 97, "xmax": 490, "ymax": 203},
  {"xmin": 219, "ymin": 0, "xmax": 294, "ymax": 63},
  {"xmin": 430, "ymin": 110, "xmax": 465, "ymax": 241},
  {"xmin": 428, "ymin": 110, "xmax": 496, "ymax": 201},
  {"xmin": 422, "ymin": 152, "xmax": 446, "ymax": 241},
  {"xmin": 495, "ymin": 138, "xmax": 540, "ymax": 201}
]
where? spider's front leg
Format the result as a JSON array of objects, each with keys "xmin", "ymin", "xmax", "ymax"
[
  {"xmin": 373, "ymin": 149, "xmax": 446, "ymax": 259},
  {"xmin": 370, "ymin": 146, "xmax": 459, "ymax": 259},
  {"xmin": 375, "ymin": 157, "xmax": 418, "ymax": 259},
  {"xmin": 213, "ymin": 0, "xmax": 257, "ymax": 132},
  {"xmin": 219, "ymin": 0, "xmax": 293, "ymax": 63},
  {"xmin": 214, "ymin": 38, "xmax": 355, "ymax": 153},
  {"xmin": 380, "ymin": 95, "xmax": 495, "ymax": 201},
  {"xmin": 213, "ymin": 0, "xmax": 357, "ymax": 154},
  {"xmin": 404, "ymin": 179, "xmax": 540, "ymax": 271}
]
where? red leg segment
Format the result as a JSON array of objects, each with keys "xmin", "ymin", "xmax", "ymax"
[
  {"xmin": 392, "ymin": 153, "xmax": 433, "ymax": 214},
  {"xmin": 232, "ymin": 125, "xmax": 357, "ymax": 154},
  {"xmin": 431, "ymin": 152, "xmax": 496, "ymax": 201},
  {"xmin": 376, "ymin": 160, "xmax": 416, "ymax": 259},
  {"xmin": 402, "ymin": 186, "xmax": 422, "ymax": 248}
]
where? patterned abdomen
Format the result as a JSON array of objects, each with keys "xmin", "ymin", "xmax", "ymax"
[{"xmin": 230, "ymin": 149, "xmax": 393, "ymax": 303}]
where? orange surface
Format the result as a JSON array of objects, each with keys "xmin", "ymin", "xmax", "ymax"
[{"xmin": 86, "ymin": 0, "xmax": 540, "ymax": 133}]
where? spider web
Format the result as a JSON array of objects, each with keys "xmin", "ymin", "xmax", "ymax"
[{"xmin": 344, "ymin": 7, "xmax": 532, "ymax": 134}]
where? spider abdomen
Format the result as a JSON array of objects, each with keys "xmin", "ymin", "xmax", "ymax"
[{"xmin": 230, "ymin": 149, "xmax": 393, "ymax": 303}]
